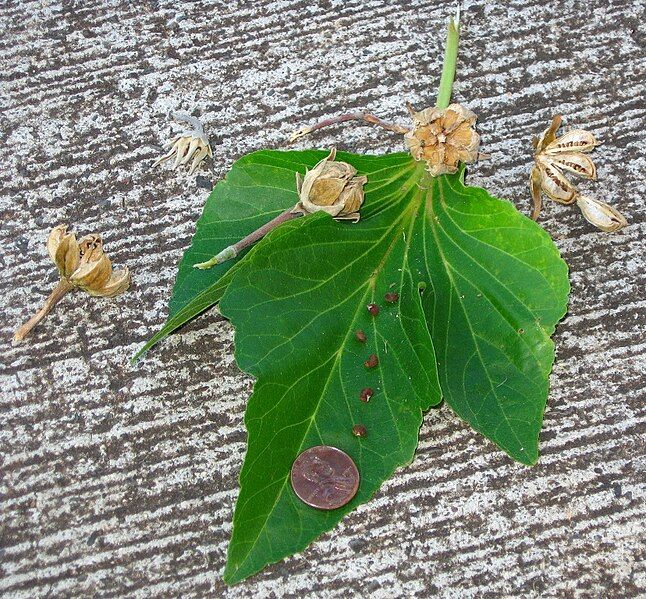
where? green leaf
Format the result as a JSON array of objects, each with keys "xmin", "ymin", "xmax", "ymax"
[
  {"xmin": 219, "ymin": 152, "xmax": 442, "ymax": 584},
  {"xmin": 419, "ymin": 174, "xmax": 569, "ymax": 464},
  {"xmin": 216, "ymin": 151, "xmax": 568, "ymax": 583},
  {"xmin": 133, "ymin": 151, "xmax": 321, "ymax": 362}
]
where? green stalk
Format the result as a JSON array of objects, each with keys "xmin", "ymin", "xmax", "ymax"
[{"xmin": 435, "ymin": 8, "xmax": 461, "ymax": 109}]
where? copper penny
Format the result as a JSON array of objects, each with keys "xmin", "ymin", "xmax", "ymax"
[{"xmin": 291, "ymin": 446, "xmax": 360, "ymax": 510}]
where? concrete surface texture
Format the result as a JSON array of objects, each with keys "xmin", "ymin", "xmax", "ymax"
[{"xmin": 1, "ymin": 0, "xmax": 644, "ymax": 597}]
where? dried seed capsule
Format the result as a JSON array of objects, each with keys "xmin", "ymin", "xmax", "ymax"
[
  {"xmin": 292, "ymin": 148, "xmax": 368, "ymax": 222},
  {"xmin": 355, "ymin": 329, "xmax": 367, "ymax": 343},
  {"xmin": 405, "ymin": 103, "xmax": 480, "ymax": 176},
  {"xmin": 384, "ymin": 292, "xmax": 399, "ymax": 303},
  {"xmin": 13, "ymin": 224, "xmax": 131, "ymax": 343},
  {"xmin": 528, "ymin": 114, "xmax": 623, "ymax": 226},
  {"xmin": 359, "ymin": 387, "xmax": 374, "ymax": 402},
  {"xmin": 367, "ymin": 303, "xmax": 379, "ymax": 316},
  {"xmin": 352, "ymin": 424, "xmax": 368, "ymax": 438},
  {"xmin": 364, "ymin": 354, "xmax": 378, "ymax": 369}
]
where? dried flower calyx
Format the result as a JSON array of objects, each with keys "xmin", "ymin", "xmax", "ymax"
[
  {"xmin": 405, "ymin": 103, "xmax": 480, "ymax": 176},
  {"xmin": 292, "ymin": 148, "xmax": 368, "ymax": 222},
  {"xmin": 13, "ymin": 225, "xmax": 130, "ymax": 342},
  {"xmin": 153, "ymin": 112, "xmax": 212, "ymax": 175},
  {"xmin": 530, "ymin": 115, "xmax": 626, "ymax": 232}
]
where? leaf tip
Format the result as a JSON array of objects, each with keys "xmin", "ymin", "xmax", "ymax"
[
  {"xmin": 130, "ymin": 348, "xmax": 145, "ymax": 365},
  {"xmin": 222, "ymin": 559, "xmax": 251, "ymax": 586},
  {"xmin": 513, "ymin": 442, "xmax": 539, "ymax": 466},
  {"xmin": 130, "ymin": 338, "xmax": 157, "ymax": 365}
]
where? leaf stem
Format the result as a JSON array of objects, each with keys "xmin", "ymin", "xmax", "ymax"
[
  {"xmin": 436, "ymin": 7, "xmax": 461, "ymax": 109},
  {"xmin": 13, "ymin": 279, "xmax": 74, "ymax": 343},
  {"xmin": 194, "ymin": 209, "xmax": 301, "ymax": 269},
  {"xmin": 289, "ymin": 112, "xmax": 409, "ymax": 142}
]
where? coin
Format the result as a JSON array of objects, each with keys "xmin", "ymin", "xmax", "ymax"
[{"xmin": 291, "ymin": 445, "xmax": 360, "ymax": 510}]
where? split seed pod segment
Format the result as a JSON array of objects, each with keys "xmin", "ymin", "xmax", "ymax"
[{"xmin": 136, "ymin": 10, "xmax": 570, "ymax": 584}]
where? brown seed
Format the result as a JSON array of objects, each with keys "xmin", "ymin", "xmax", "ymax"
[
  {"xmin": 359, "ymin": 387, "xmax": 374, "ymax": 402},
  {"xmin": 355, "ymin": 329, "xmax": 367, "ymax": 343},
  {"xmin": 384, "ymin": 292, "xmax": 399, "ymax": 303},
  {"xmin": 290, "ymin": 445, "xmax": 360, "ymax": 510},
  {"xmin": 352, "ymin": 424, "xmax": 368, "ymax": 438},
  {"xmin": 367, "ymin": 303, "xmax": 379, "ymax": 316},
  {"xmin": 364, "ymin": 354, "xmax": 378, "ymax": 369}
]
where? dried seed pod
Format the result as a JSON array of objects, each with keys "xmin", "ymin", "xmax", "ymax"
[
  {"xmin": 548, "ymin": 152, "xmax": 596, "ymax": 180},
  {"xmin": 405, "ymin": 103, "xmax": 480, "ymax": 176},
  {"xmin": 14, "ymin": 225, "xmax": 130, "ymax": 342},
  {"xmin": 46, "ymin": 228, "xmax": 130, "ymax": 297},
  {"xmin": 529, "ymin": 115, "xmax": 626, "ymax": 227},
  {"xmin": 543, "ymin": 129, "xmax": 598, "ymax": 154},
  {"xmin": 292, "ymin": 148, "xmax": 368, "ymax": 222},
  {"xmin": 535, "ymin": 157, "xmax": 578, "ymax": 204},
  {"xmin": 531, "ymin": 116, "xmax": 627, "ymax": 231},
  {"xmin": 576, "ymin": 195, "xmax": 627, "ymax": 233}
]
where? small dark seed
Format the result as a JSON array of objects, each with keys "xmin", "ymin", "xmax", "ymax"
[
  {"xmin": 367, "ymin": 303, "xmax": 380, "ymax": 316},
  {"xmin": 384, "ymin": 292, "xmax": 399, "ymax": 303},
  {"xmin": 355, "ymin": 330, "xmax": 367, "ymax": 343},
  {"xmin": 352, "ymin": 424, "xmax": 368, "ymax": 438},
  {"xmin": 359, "ymin": 387, "xmax": 374, "ymax": 402},
  {"xmin": 364, "ymin": 354, "xmax": 378, "ymax": 369}
]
